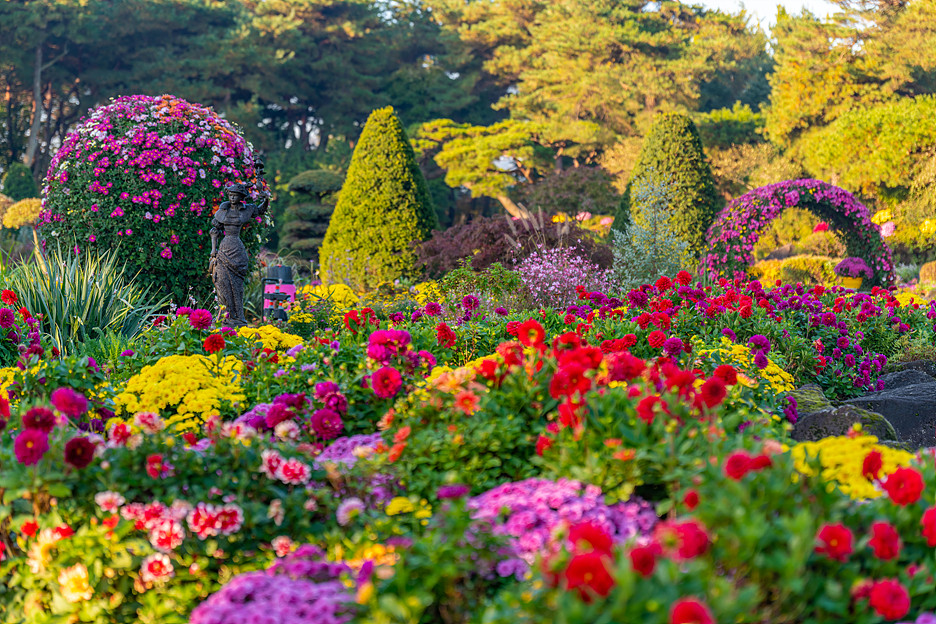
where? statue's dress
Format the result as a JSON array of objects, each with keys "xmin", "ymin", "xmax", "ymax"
[{"xmin": 210, "ymin": 201, "xmax": 257, "ymax": 324}]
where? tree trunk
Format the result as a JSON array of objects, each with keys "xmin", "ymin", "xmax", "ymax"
[
  {"xmin": 25, "ymin": 45, "xmax": 44, "ymax": 168},
  {"xmin": 497, "ymin": 194, "xmax": 532, "ymax": 219}
]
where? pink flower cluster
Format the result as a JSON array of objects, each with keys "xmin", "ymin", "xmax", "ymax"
[{"xmin": 260, "ymin": 449, "xmax": 313, "ymax": 485}]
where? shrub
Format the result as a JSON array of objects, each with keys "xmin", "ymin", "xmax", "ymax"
[
  {"xmin": 41, "ymin": 94, "xmax": 270, "ymax": 303},
  {"xmin": 279, "ymin": 169, "xmax": 344, "ymax": 261},
  {"xmin": 515, "ymin": 167, "xmax": 621, "ymax": 216},
  {"xmin": 611, "ymin": 178, "xmax": 693, "ymax": 289},
  {"xmin": 1, "ymin": 162, "xmax": 38, "ymax": 201},
  {"xmin": 516, "ymin": 246, "xmax": 614, "ymax": 309},
  {"xmin": 415, "ymin": 215, "xmax": 613, "ymax": 279},
  {"xmin": 319, "ymin": 107, "xmax": 437, "ymax": 290},
  {"xmin": 834, "ymin": 257, "xmax": 873, "ymax": 279},
  {"xmin": 921, "ymin": 260, "xmax": 936, "ymax": 284},
  {"xmin": 614, "ymin": 113, "xmax": 722, "ymax": 255},
  {"xmin": 3, "ymin": 198, "xmax": 42, "ymax": 230},
  {"xmin": 780, "ymin": 255, "xmax": 838, "ymax": 285}
]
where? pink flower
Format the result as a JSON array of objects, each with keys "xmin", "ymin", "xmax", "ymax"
[
  {"xmin": 276, "ymin": 457, "xmax": 312, "ymax": 485},
  {"xmin": 14, "ymin": 429, "xmax": 49, "ymax": 465},
  {"xmin": 149, "ymin": 519, "xmax": 185, "ymax": 552},
  {"xmin": 310, "ymin": 408, "xmax": 343, "ymax": 440},
  {"xmin": 272, "ymin": 536, "xmax": 293, "ymax": 557},
  {"xmin": 188, "ymin": 309, "xmax": 213, "ymax": 330},
  {"xmin": 134, "ymin": 411, "xmax": 165, "ymax": 434},
  {"xmin": 51, "ymin": 387, "xmax": 89, "ymax": 418},
  {"xmin": 216, "ymin": 504, "xmax": 244, "ymax": 535},
  {"xmin": 160, "ymin": 248, "xmax": 172, "ymax": 260},
  {"xmin": 187, "ymin": 503, "xmax": 220, "ymax": 539},
  {"xmin": 140, "ymin": 554, "xmax": 174, "ymax": 584},
  {"xmin": 371, "ymin": 366, "xmax": 403, "ymax": 399},
  {"xmin": 94, "ymin": 491, "xmax": 125, "ymax": 512},
  {"xmin": 260, "ymin": 449, "xmax": 284, "ymax": 479}
]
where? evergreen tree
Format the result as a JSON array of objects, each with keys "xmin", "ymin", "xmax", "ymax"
[
  {"xmin": 613, "ymin": 113, "xmax": 722, "ymax": 256},
  {"xmin": 1, "ymin": 162, "xmax": 38, "ymax": 200},
  {"xmin": 279, "ymin": 169, "xmax": 344, "ymax": 261},
  {"xmin": 319, "ymin": 106, "xmax": 437, "ymax": 290}
]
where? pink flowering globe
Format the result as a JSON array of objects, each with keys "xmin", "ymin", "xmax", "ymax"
[{"xmin": 41, "ymin": 94, "xmax": 271, "ymax": 302}]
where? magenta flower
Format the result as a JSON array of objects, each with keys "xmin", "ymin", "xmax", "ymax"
[
  {"xmin": 371, "ymin": 366, "xmax": 402, "ymax": 399},
  {"xmin": 0, "ymin": 308, "xmax": 14, "ymax": 329},
  {"xmin": 14, "ymin": 429, "xmax": 49, "ymax": 466},
  {"xmin": 310, "ymin": 408, "xmax": 343, "ymax": 440},
  {"xmin": 22, "ymin": 406, "xmax": 57, "ymax": 432},
  {"xmin": 51, "ymin": 387, "xmax": 89, "ymax": 418},
  {"xmin": 188, "ymin": 309, "xmax": 213, "ymax": 330}
]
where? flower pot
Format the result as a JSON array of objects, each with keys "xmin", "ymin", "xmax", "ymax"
[{"xmin": 841, "ymin": 276, "xmax": 863, "ymax": 290}]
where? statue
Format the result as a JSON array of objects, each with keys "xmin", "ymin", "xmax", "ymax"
[{"xmin": 209, "ymin": 181, "xmax": 269, "ymax": 326}]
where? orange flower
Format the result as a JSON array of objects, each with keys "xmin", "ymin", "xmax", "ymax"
[
  {"xmin": 613, "ymin": 449, "xmax": 635, "ymax": 461},
  {"xmin": 453, "ymin": 390, "xmax": 480, "ymax": 415},
  {"xmin": 393, "ymin": 426, "xmax": 411, "ymax": 443},
  {"xmin": 388, "ymin": 442, "xmax": 406, "ymax": 463}
]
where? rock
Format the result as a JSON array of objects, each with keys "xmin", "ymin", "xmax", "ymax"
[
  {"xmin": 792, "ymin": 405, "xmax": 897, "ymax": 443},
  {"xmin": 785, "ymin": 384, "xmax": 832, "ymax": 415},
  {"xmin": 884, "ymin": 360, "xmax": 936, "ymax": 379},
  {"xmin": 842, "ymin": 382, "xmax": 936, "ymax": 448},
  {"xmin": 877, "ymin": 369, "xmax": 936, "ymax": 390}
]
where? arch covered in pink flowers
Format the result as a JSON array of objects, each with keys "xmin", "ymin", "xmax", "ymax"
[{"xmin": 702, "ymin": 179, "xmax": 894, "ymax": 286}]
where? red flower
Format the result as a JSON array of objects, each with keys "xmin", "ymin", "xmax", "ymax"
[
  {"xmin": 517, "ymin": 319, "xmax": 545, "ymax": 348},
  {"xmin": 655, "ymin": 276, "xmax": 672, "ymax": 292},
  {"xmin": 21, "ymin": 520, "xmax": 39, "ymax": 538},
  {"xmin": 63, "ymin": 437, "xmax": 97, "ymax": 469},
  {"xmin": 50, "ymin": 387, "xmax": 89, "ymax": 418},
  {"xmin": 862, "ymin": 450, "xmax": 883, "ymax": 481},
  {"xmin": 563, "ymin": 551, "xmax": 615, "ymax": 601},
  {"xmin": 18, "ymin": 307, "xmax": 31, "ymax": 320},
  {"xmin": 53, "ymin": 524, "xmax": 74, "ymax": 540},
  {"xmin": 14, "ymin": 429, "xmax": 49, "ymax": 466},
  {"xmin": 868, "ymin": 521, "xmax": 901, "ymax": 561},
  {"xmin": 815, "ymin": 523, "xmax": 853, "ymax": 562},
  {"xmin": 21, "ymin": 407, "xmax": 57, "ymax": 432},
  {"xmin": 712, "ymin": 364, "xmax": 738, "ymax": 385},
  {"xmin": 535, "ymin": 434, "xmax": 553, "ymax": 456},
  {"xmin": 683, "ymin": 489, "xmax": 700, "ymax": 511},
  {"xmin": 146, "ymin": 454, "xmax": 164, "ymax": 478},
  {"xmin": 868, "ymin": 579, "xmax": 910, "ymax": 621},
  {"xmin": 882, "ymin": 467, "xmax": 924, "ymax": 506},
  {"xmin": 670, "ymin": 597, "xmax": 715, "ymax": 624},
  {"xmin": 371, "ymin": 366, "xmax": 403, "ymax": 399},
  {"xmin": 436, "ymin": 322, "xmax": 457, "ymax": 348},
  {"xmin": 739, "ymin": 305, "xmax": 753, "ymax": 319},
  {"xmin": 698, "ymin": 376, "xmax": 727, "ymax": 408},
  {"xmin": 675, "ymin": 270, "xmax": 693, "ymax": 285},
  {"xmin": 1, "ymin": 290, "xmax": 17, "ymax": 305},
  {"xmin": 749, "ymin": 454, "xmax": 773, "ymax": 471},
  {"xmin": 723, "ymin": 451, "xmax": 752, "ymax": 480},
  {"xmin": 568, "ymin": 521, "xmax": 613, "ymax": 555},
  {"xmin": 636, "ymin": 395, "xmax": 664, "ymax": 423},
  {"xmin": 203, "ymin": 334, "xmax": 225, "ymax": 354},
  {"xmin": 655, "ymin": 520, "xmax": 709, "ymax": 561},
  {"xmin": 629, "ymin": 543, "xmax": 660, "ymax": 577},
  {"xmin": 921, "ymin": 507, "xmax": 936, "ymax": 547},
  {"xmin": 647, "ymin": 330, "xmax": 666, "ymax": 349}
]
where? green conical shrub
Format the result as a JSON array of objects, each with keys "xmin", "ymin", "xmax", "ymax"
[
  {"xmin": 2, "ymin": 162, "xmax": 39, "ymax": 201},
  {"xmin": 319, "ymin": 107, "xmax": 437, "ymax": 289},
  {"xmin": 613, "ymin": 113, "xmax": 722, "ymax": 256}
]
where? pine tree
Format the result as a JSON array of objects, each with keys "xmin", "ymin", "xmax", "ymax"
[
  {"xmin": 613, "ymin": 113, "xmax": 721, "ymax": 256},
  {"xmin": 319, "ymin": 107, "xmax": 437, "ymax": 290},
  {"xmin": 279, "ymin": 170, "xmax": 344, "ymax": 261},
  {"xmin": 1, "ymin": 162, "xmax": 38, "ymax": 201}
]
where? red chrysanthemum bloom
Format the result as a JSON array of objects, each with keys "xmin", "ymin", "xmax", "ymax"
[
  {"xmin": 517, "ymin": 319, "xmax": 546, "ymax": 348},
  {"xmin": 568, "ymin": 521, "xmax": 613, "ymax": 555},
  {"xmin": 868, "ymin": 579, "xmax": 910, "ymax": 621},
  {"xmin": 882, "ymin": 467, "xmax": 924, "ymax": 506},
  {"xmin": 629, "ymin": 543, "xmax": 660, "ymax": 577},
  {"xmin": 1, "ymin": 289, "xmax": 17, "ymax": 305},
  {"xmin": 712, "ymin": 364, "xmax": 738, "ymax": 385},
  {"xmin": 63, "ymin": 437, "xmax": 96, "ymax": 469},
  {"xmin": 562, "ymin": 551, "xmax": 615, "ymax": 601},
  {"xmin": 868, "ymin": 521, "xmax": 901, "ymax": 561},
  {"xmin": 188, "ymin": 309, "xmax": 213, "ymax": 330},
  {"xmin": 922, "ymin": 506, "xmax": 936, "ymax": 547},
  {"xmin": 723, "ymin": 451, "xmax": 752, "ymax": 480},
  {"xmin": 698, "ymin": 376, "xmax": 727, "ymax": 408},
  {"xmin": 203, "ymin": 334, "xmax": 225, "ymax": 354},
  {"xmin": 683, "ymin": 489, "xmax": 700, "ymax": 511},
  {"xmin": 675, "ymin": 270, "xmax": 693, "ymax": 286},
  {"xmin": 436, "ymin": 322, "xmax": 457, "ymax": 348},
  {"xmin": 372, "ymin": 366, "xmax": 403, "ymax": 399},
  {"xmin": 50, "ymin": 387, "xmax": 89, "ymax": 418},
  {"xmin": 670, "ymin": 598, "xmax": 715, "ymax": 624},
  {"xmin": 21, "ymin": 406, "xmax": 57, "ymax": 432},
  {"xmin": 647, "ymin": 330, "xmax": 666, "ymax": 349},
  {"xmin": 14, "ymin": 429, "xmax": 49, "ymax": 466},
  {"xmin": 861, "ymin": 449, "xmax": 883, "ymax": 481},
  {"xmin": 815, "ymin": 523, "xmax": 853, "ymax": 562}
]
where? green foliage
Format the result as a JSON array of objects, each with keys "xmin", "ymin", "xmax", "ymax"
[
  {"xmin": 515, "ymin": 167, "xmax": 620, "ymax": 217},
  {"xmin": 1, "ymin": 162, "xmax": 37, "ymax": 200},
  {"xmin": 439, "ymin": 259, "xmax": 530, "ymax": 313},
  {"xmin": 2, "ymin": 246, "xmax": 168, "ymax": 355},
  {"xmin": 695, "ymin": 102, "xmax": 765, "ymax": 149},
  {"xmin": 611, "ymin": 177, "xmax": 692, "ymax": 289},
  {"xmin": 279, "ymin": 169, "xmax": 344, "ymax": 261},
  {"xmin": 752, "ymin": 207, "xmax": 821, "ymax": 260},
  {"xmin": 320, "ymin": 106, "xmax": 437, "ymax": 290},
  {"xmin": 749, "ymin": 255, "xmax": 838, "ymax": 287},
  {"xmin": 614, "ymin": 113, "xmax": 722, "ymax": 256}
]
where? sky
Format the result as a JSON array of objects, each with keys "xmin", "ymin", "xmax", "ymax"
[{"xmin": 699, "ymin": 0, "xmax": 840, "ymax": 29}]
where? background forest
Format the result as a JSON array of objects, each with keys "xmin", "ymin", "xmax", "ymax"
[{"xmin": 2, "ymin": 0, "xmax": 935, "ymax": 268}]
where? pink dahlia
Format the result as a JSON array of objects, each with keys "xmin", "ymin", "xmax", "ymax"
[
  {"xmin": 310, "ymin": 408, "xmax": 343, "ymax": 440},
  {"xmin": 51, "ymin": 387, "xmax": 89, "ymax": 418},
  {"xmin": 14, "ymin": 429, "xmax": 49, "ymax": 465},
  {"xmin": 188, "ymin": 309, "xmax": 213, "ymax": 330},
  {"xmin": 371, "ymin": 366, "xmax": 403, "ymax": 399}
]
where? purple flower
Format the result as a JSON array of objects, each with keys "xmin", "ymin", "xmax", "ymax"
[
  {"xmin": 495, "ymin": 307, "xmax": 509, "ymax": 316},
  {"xmin": 336, "ymin": 498, "xmax": 365, "ymax": 526},
  {"xmin": 437, "ymin": 484, "xmax": 470, "ymax": 500},
  {"xmin": 424, "ymin": 302, "xmax": 442, "ymax": 316},
  {"xmin": 0, "ymin": 308, "xmax": 14, "ymax": 329},
  {"xmin": 461, "ymin": 295, "xmax": 480, "ymax": 311},
  {"xmin": 721, "ymin": 328, "xmax": 737, "ymax": 342},
  {"xmin": 188, "ymin": 309, "xmax": 213, "ymax": 330},
  {"xmin": 753, "ymin": 351, "xmax": 769, "ymax": 369},
  {"xmin": 119, "ymin": 349, "xmax": 134, "ymax": 357},
  {"xmin": 748, "ymin": 334, "xmax": 771, "ymax": 352},
  {"xmin": 51, "ymin": 387, "xmax": 89, "ymax": 417}
]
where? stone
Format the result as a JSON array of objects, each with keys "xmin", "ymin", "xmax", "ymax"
[
  {"xmin": 883, "ymin": 359, "xmax": 936, "ymax": 379},
  {"xmin": 876, "ymin": 369, "xmax": 936, "ymax": 390},
  {"xmin": 785, "ymin": 384, "xmax": 832, "ymax": 415},
  {"xmin": 842, "ymin": 382, "xmax": 936, "ymax": 448},
  {"xmin": 792, "ymin": 405, "xmax": 897, "ymax": 443}
]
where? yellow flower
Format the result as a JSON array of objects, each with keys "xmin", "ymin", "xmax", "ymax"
[
  {"xmin": 58, "ymin": 563, "xmax": 94, "ymax": 603},
  {"xmin": 2, "ymin": 198, "xmax": 42, "ymax": 229},
  {"xmin": 27, "ymin": 529, "xmax": 59, "ymax": 574},
  {"xmin": 922, "ymin": 219, "xmax": 936, "ymax": 237},
  {"xmin": 237, "ymin": 325, "xmax": 303, "ymax": 352},
  {"xmin": 385, "ymin": 497, "xmax": 415, "ymax": 516},
  {"xmin": 301, "ymin": 283, "xmax": 360, "ymax": 312},
  {"xmin": 871, "ymin": 209, "xmax": 893, "ymax": 226}
]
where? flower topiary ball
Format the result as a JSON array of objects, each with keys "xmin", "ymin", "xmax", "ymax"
[{"xmin": 41, "ymin": 94, "xmax": 271, "ymax": 303}]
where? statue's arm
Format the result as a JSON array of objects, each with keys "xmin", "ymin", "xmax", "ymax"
[
  {"xmin": 209, "ymin": 212, "xmax": 223, "ymax": 257},
  {"xmin": 255, "ymin": 193, "xmax": 270, "ymax": 217}
]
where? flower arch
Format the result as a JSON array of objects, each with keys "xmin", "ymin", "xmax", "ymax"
[{"xmin": 701, "ymin": 179, "xmax": 894, "ymax": 286}]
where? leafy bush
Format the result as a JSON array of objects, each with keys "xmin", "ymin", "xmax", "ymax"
[
  {"xmin": 1, "ymin": 162, "xmax": 38, "ymax": 201},
  {"xmin": 614, "ymin": 113, "xmax": 722, "ymax": 255},
  {"xmin": 515, "ymin": 167, "xmax": 621, "ymax": 216},
  {"xmin": 3, "ymin": 246, "xmax": 168, "ymax": 354},
  {"xmin": 612, "ymin": 178, "xmax": 692, "ymax": 289},
  {"xmin": 415, "ymin": 215, "xmax": 613, "ymax": 279},
  {"xmin": 41, "ymin": 94, "xmax": 270, "ymax": 303},
  {"xmin": 749, "ymin": 255, "xmax": 838, "ymax": 286},
  {"xmin": 695, "ymin": 102, "xmax": 765, "ymax": 149},
  {"xmin": 319, "ymin": 106, "xmax": 437, "ymax": 290},
  {"xmin": 438, "ymin": 260, "xmax": 532, "ymax": 314}
]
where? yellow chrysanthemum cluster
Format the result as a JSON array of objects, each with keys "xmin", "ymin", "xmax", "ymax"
[
  {"xmin": 790, "ymin": 434, "xmax": 916, "ymax": 499},
  {"xmin": 3, "ymin": 198, "xmax": 42, "ymax": 229},
  {"xmin": 922, "ymin": 219, "xmax": 936, "ymax": 237},
  {"xmin": 413, "ymin": 281, "xmax": 442, "ymax": 305},
  {"xmin": 237, "ymin": 325, "xmax": 303, "ymax": 352},
  {"xmin": 114, "ymin": 355, "xmax": 244, "ymax": 431},
  {"xmin": 871, "ymin": 209, "xmax": 893, "ymax": 226},
  {"xmin": 893, "ymin": 291, "xmax": 920, "ymax": 307},
  {"xmin": 0, "ymin": 366, "xmax": 18, "ymax": 403},
  {"xmin": 699, "ymin": 339, "xmax": 795, "ymax": 393},
  {"xmin": 301, "ymin": 283, "xmax": 360, "ymax": 311}
]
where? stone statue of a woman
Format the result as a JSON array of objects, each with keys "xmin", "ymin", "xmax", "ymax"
[{"xmin": 209, "ymin": 183, "xmax": 269, "ymax": 326}]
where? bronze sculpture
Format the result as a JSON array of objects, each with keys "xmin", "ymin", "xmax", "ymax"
[{"xmin": 209, "ymin": 183, "xmax": 269, "ymax": 326}]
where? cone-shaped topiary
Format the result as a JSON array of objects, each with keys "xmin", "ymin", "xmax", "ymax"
[
  {"xmin": 2, "ymin": 162, "xmax": 39, "ymax": 201},
  {"xmin": 319, "ymin": 107, "xmax": 437, "ymax": 289},
  {"xmin": 613, "ymin": 113, "xmax": 721, "ymax": 256}
]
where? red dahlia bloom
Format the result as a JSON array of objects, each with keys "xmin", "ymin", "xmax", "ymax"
[
  {"xmin": 723, "ymin": 451, "xmax": 752, "ymax": 480},
  {"xmin": 868, "ymin": 579, "xmax": 910, "ymax": 620},
  {"xmin": 1, "ymin": 289, "xmax": 17, "ymax": 305},
  {"xmin": 648, "ymin": 330, "xmax": 666, "ymax": 348},
  {"xmin": 670, "ymin": 597, "xmax": 715, "ymax": 624},
  {"xmin": 63, "ymin": 437, "xmax": 96, "ymax": 469},
  {"xmin": 203, "ymin": 334, "xmax": 225, "ymax": 354},
  {"xmin": 921, "ymin": 507, "xmax": 936, "ymax": 547},
  {"xmin": 436, "ymin": 322, "xmax": 457, "ymax": 348},
  {"xmin": 654, "ymin": 520, "xmax": 709, "ymax": 561},
  {"xmin": 568, "ymin": 521, "xmax": 613, "ymax": 555},
  {"xmin": 371, "ymin": 366, "xmax": 403, "ymax": 399},
  {"xmin": 22, "ymin": 406, "xmax": 57, "ymax": 432},
  {"xmin": 815, "ymin": 523, "xmax": 853, "ymax": 562},
  {"xmin": 712, "ymin": 364, "xmax": 738, "ymax": 385},
  {"xmin": 868, "ymin": 521, "xmax": 901, "ymax": 561},
  {"xmin": 517, "ymin": 319, "xmax": 546, "ymax": 348},
  {"xmin": 699, "ymin": 376, "xmax": 727, "ymax": 408},
  {"xmin": 563, "ymin": 551, "xmax": 615, "ymax": 602},
  {"xmin": 683, "ymin": 489, "xmax": 700, "ymax": 511},
  {"xmin": 882, "ymin": 467, "xmax": 925, "ymax": 506},
  {"xmin": 862, "ymin": 449, "xmax": 883, "ymax": 481},
  {"xmin": 629, "ymin": 543, "xmax": 659, "ymax": 577}
]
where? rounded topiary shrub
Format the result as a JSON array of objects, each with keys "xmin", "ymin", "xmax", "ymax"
[
  {"xmin": 613, "ymin": 113, "xmax": 722, "ymax": 256},
  {"xmin": 2, "ymin": 162, "xmax": 39, "ymax": 201},
  {"xmin": 319, "ymin": 106, "xmax": 437, "ymax": 290},
  {"xmin": 41, "ymin": 94, "xmax": 270, "ymax": 303}
]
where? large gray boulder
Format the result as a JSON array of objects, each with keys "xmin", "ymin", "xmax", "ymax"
[
  {"xmin": 877, "ymin": 369, "xmax": 936, "ymax": 390},
  {"xmin": 792, "ymin": 404, "xmax": 898, "ymax": 443},
  {"xmin": 843, "ymin": 382, "xmax": 936, "ymax": 448}
]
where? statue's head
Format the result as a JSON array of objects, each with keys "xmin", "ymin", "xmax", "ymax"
[{"xmin": 224, "ymin": 183, "xmax": 249, "ymax": 203}]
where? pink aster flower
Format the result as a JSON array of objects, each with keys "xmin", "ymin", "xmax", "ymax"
[{"xmin": 336, "ymin": 498, "xmax": 365, "ymax": 526}]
